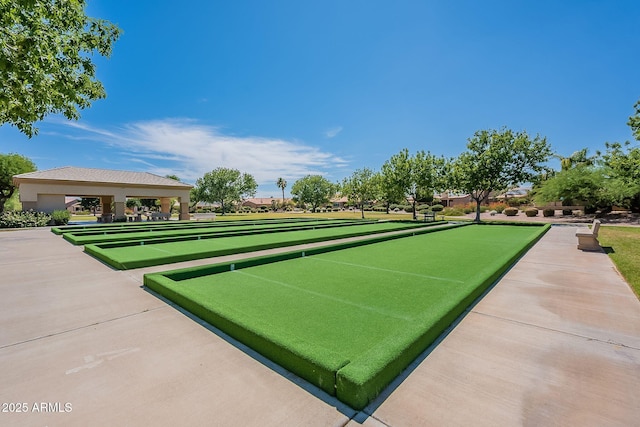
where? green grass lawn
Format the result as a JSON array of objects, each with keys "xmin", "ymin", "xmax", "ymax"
[
  {"xmin": 144, "ymin": 223, "xmax": 549, "ymax": 409},
  {"xmin": 598, "ymin": 226, "xmax": 640, "ymax": 299},
  {"xmin": 86, "ymin": 221, "xmax": 445, "ymax": 269}
]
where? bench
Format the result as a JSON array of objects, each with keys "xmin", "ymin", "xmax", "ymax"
[
  {"xmin": 576, "ymin": 219, "xmax": 601, "ymax": 251},
  {"xmin": 148, "ymin": 212, "xmax": 171, "ymax": 221},
  {"xmin": 423, "ymin": 212, "xmax": 436, "ymax": 222}
]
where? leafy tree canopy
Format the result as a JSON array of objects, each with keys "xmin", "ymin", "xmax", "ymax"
[
  {"xmin": 533, "ymin": 166, "xmax": 607, "ymax": 209},
  {"xmin": 341, "ymin": 167, "xmax": 378, "ymax": 218},
  {"xmin": 0, "ymin": 152, "xmax": 36, "ymax": 212},
  {"xmin": 192, "ymin": 167, "xmax": 257, "ymax": 215},
  {"xmin": 381, "ymin": 148, "xmax": 447, "ymax": 219},
  {"xmin": 1, "ymin": 0, "xmax": 121, "ymax": 137},
  {"xmin": 290, "ymin": 175, "xmax": 335, "ymax": 212},
  {"xmin": 628, "ymin": 99, "xmax": 640, "ymax": 141},
  {"xmin": 450, "ymin": 128, "xmax": 552, "ymax": 222}
]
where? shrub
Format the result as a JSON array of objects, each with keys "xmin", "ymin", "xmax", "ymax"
[
  {"xmin": 442, "ymin": 207, "xmax": 465, "ymax": 216},
  {"xmin": 503, "ymin": 207, "xmax": 518, "ymax": 216},
  {"xmin": 51, "ymin": 210, "xmax": 71, "ymax": 225},
  {"xmin": 0, "ymin": 210, "xmax": 51, "ymax": 228},
  {"xmin": 489, "ymin": 203, "xmax": 507, "ymax": 213},
  {"xmin": 525, "ymin": 208, "xmax": 538, "ymax": 217},
  {"xmin": 404, "ymin": 205, "xmax": 414, "ymax": 213},
  {"xmin": 430, "ymin": 204, "xmax": 444, "ymax": 212},
  {"xmin": 542, "ymin": 208, "xmax": 555, "ymax": 217}
]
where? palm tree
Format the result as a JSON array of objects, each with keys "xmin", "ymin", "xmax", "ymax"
[
  {"xmin": 554, "ymin": 148, "xmax": 593, "ymax": 171},
  {"xmin": 276, "ymin": 177, "xmax": 287, "ymax": 209}
]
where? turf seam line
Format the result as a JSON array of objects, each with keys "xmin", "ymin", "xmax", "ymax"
[
  {"xmin": 0, "ymin": 306, "xmax": 165, "ymax": 350},
  {"xmin": 472, "ymin": 311, "xmax": 640, "ymax": 351},
  {"xmin": 233, "ymin": 269, "xmax": 413, "ymax": 321},
  {"xmin": 307, "ymin": 256, "xmax": 465, "ymax": 284}
]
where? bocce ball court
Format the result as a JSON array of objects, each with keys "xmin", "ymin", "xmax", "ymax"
[
  {"xmin": 79, "ymin": 220, "xmax": 443, "ymax": 269},
  {"xmin": 144, "ymin": 223, "xmax": 550, "ymax": 409}
]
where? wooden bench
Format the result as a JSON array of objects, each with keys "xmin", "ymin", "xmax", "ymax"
[{"xmin": 576, "ymin": 219, "xmax": 601, "ymax": 251}]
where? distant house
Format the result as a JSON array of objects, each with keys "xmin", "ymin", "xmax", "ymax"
[
  {"xmin": 438, "ymin": 192, "xmax": 500, "ymax": 207},
  {"xmin": 65, "ymin": 197, "xmax": 82, "ymax": 213},
  {"xmin": 330, "ymin": 196, "xmax": 349, "ymax": 209},
  {"xmin": 242, "ymin": 198, "xmax": 289, "ymax": 209}
]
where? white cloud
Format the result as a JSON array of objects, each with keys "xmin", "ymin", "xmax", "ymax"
[
  {"xmin": 60, "ymin": 119, "xmax": 349, "ymax": 185},
  {"xmin": 325, "ymin": 126, "xmax": 343, "ymax": 138}
]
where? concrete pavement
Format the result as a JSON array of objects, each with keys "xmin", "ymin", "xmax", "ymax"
[{"xmin": 1, "ymin": 225, "xmax": 638, "ymax": 426}]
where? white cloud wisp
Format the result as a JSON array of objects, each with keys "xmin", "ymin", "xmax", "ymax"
[{"xmin": 61, "ymin": 119, "xmax": 349, "ymax": 186}]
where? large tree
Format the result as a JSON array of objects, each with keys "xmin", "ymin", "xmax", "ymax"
[
  {"xmin": 192, "ymin": 168, "xmax": 257, "ymax": 215},
  {"xmin": 408, "ymin": 150, "xmax": 447, "ymax": 220},
  {"xmin": 380, "ymin": 148, "xmax": 446, "ymax": 220},
  {"xmin": 290, "ymin": 175, "xmax": 335, "ymax": 213},
  {"xmin": 0, "ymin": 152, "xmax": 36, "ymax": 212},
  {"xmin": 533, "ymin": 166, "xmax": 607, "ymax": 211},
  {"xmin": 341, "ymin": 168, "xmax": 378, "ymax": 219},
  {"xmin": 1, "ymin": 0, "xmax": 121, "ymax": 137},
  {"xmin": 628, "ymin": 99, "xmax": 640, "ymax": 141},
  {"xmin": 598, "ymin": 141, "xmax": 640, "ymax": 211},
  {"xmin": 380, "ymin": 149, "xmax": 412, "ymax": 214},
  {"xmin": 450, "ymin": 128, "xmax": 552, "ymax": 222}
]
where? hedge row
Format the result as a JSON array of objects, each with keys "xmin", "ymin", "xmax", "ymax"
[{"xmin": 0, "ymin": 210, "xmax": 70, "ymax": 228}]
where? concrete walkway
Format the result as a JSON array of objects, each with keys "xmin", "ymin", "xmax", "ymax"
[{"xmin": 1, "ymin": 225, "xmax": 638, "ymax": 426}]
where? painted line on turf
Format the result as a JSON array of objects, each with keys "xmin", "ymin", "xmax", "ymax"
[
  {"xmin": 233, "ymin": 270, "xmax": 413, "ymax": 321},
  {"xmin": 307, "ymin": 257, "xmax": 465, "ymax": 284}
]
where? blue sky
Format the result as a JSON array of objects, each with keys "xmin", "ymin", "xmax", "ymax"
[{"xmin": 2, "ymin": 0, "xmax": 639, "ymax": 197}]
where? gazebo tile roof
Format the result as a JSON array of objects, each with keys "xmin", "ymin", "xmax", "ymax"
[{"xmin": 14, "ymin": 167, "xmax": 192, "ymax": 188}]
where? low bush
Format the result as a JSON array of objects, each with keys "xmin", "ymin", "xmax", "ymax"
[
  {"xmin": 430, "ymin": 204, "xmax": 444, "ymax": 212},
  {"xmin": 0, "ymin": 210, "xmax": 51, "ymax": 228},
  {"xmin": 489, "ymin": 203, "xmax": 507, "ymax": 214},
  {"xmin": 51, "ymin": 210, "xmax": 71, "ymax": 225},
  {"xmin": 442, "ymin": 207, "xmax": 465, "ymax": 216},
  {"xmin": 525, "ymin": 208, "xmax": 538, "ymax": 217},
  {"xmin": 503, "ymin": 207, "xmax": 519, "ymax": 216},
  {"xmin": 542, "ymin": 208, "xmax": 555, "ymax": 217}
]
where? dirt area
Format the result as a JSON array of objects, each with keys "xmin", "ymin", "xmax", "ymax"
[{"xmin": 463, "ymin": 210, "xmax": 640, "ymax": 226}]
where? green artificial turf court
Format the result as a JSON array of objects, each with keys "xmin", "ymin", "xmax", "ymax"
[
  {"xmin": 63, "ymin": 218, "xmax": 368, "ymax": 245},
  {"xmin": 87, "ymin": 221, "xmax": 445, "ymax": 269},
  {"xmin": 144, "ymin": 223, "xmax": 550, "ymax": 409},
  {"xmin": 51, "ymin": 216, "xmax": 320, "ymax": 235}
]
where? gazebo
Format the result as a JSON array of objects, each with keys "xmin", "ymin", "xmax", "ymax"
[{"xmin": 13, "ymin": 167, "xmax": 192, "ymax": 221}]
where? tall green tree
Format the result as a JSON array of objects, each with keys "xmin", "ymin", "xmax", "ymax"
[
  {"xmin": 380, "ymin": 148, "xmax": 447, "ymax": 220},
  {"xmin": 533, "ymin": 166, "xmax": 607, "ymax": 210},
  {"xmin": 599, "ymin": 141, "xmax": 640, "ymax": 210},
  {"xmin": 628, "ymin": 99, "xmax": 640, "ymax": 141},
  {"xmin": 192, "ymin": 168, "xmax": 257, "ymax": 215},
  {"xmin": 408, "ymin": 150, "xmax": 447, "ymax": 220},
  {"xmin": 290, "ymin": 175, "xmax": 334, "ymax": 213},
  {"xmin": 0, "ymin": 152, "xmax": 36, "ymax": 212},
  {"xmin": 341, "ymin": 168, "xmax": 378, "ymax": 219},
  {"xmin": 1, "ymin": 0, "xmax": 121, "ymax": 137},
  {"xmin": 450, "ymin": 128, "xmax": 552, "ymax": 222},
  {"xmin": 276, "ymin": 177, "xmax": 287, "ymax": 206},
  {"xmin": 380, "ymin": 148, "xmax": 412, "ymax": 214}
]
